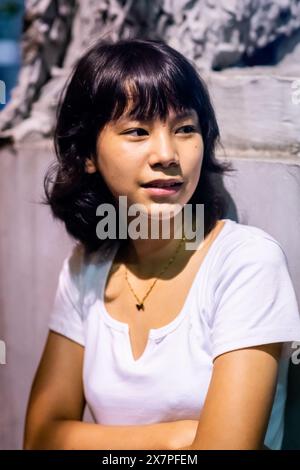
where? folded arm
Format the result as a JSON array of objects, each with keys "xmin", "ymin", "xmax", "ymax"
[{"xmin": 175, "ymin": 343, "xmax": 282, "ymax": 450}]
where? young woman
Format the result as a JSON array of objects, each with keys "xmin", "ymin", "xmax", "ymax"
[{"xmin": 23, "ymin": 38, "xmax": 300, "ymax": 450}]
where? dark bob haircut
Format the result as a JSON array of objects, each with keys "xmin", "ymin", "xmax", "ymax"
[{"xmin": 44, "ymin": 37, "xmax": 233, "ymax": 253}]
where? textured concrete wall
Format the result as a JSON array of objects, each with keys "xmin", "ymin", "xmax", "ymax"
[
  {"xmin": 0, "ymin": 144, "xmax": 300, "ymax": 449},
  {"xmin": 0, "ymin": 143, "xmax": 74, "ymax": 449},
  {"xmin": 208, "ymin": 70, "xmax": 300, "ymax": 159},
  {"xmin": 221, "ymin": 158, "xmax": 300, "ymax": 450},
  {"xmin": 222, "ymin": 158, "xmax": 300, "ymax": 303}
]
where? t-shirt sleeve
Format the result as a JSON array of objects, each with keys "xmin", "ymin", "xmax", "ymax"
[
  {"xmin": 211, "ymin": 236, "xmax": 300, "ymax": 360},
  {"xmin": 48, "ymin": 243, "xmax": 85, "ymax": 346}
]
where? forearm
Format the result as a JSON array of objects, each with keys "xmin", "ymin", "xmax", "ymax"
[{"xmin": 25, "ymin": 419, "xmax": 176, "ymax": 450}]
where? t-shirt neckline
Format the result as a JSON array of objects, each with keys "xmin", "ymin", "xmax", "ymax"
[{"xmin": 99, "ymin": 218, "xmax": 234, "ymax": 339}]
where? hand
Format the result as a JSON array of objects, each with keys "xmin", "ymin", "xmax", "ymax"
[{"xmin": 168, "ymin": 420, "xmax": 198, "ymax": 450}]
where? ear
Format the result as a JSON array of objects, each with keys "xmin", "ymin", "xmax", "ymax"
[{"xmin": 85, "ymin": 157, "xmax": 97, "ymax": 174}]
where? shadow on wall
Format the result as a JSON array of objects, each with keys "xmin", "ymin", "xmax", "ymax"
[{"xmin": 212, "ymin": 171, "xmax": 239, "ymax": 223}]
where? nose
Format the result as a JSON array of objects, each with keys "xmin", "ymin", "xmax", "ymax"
[{"xmin": 148, "ymin": 127, "xmax": 179, "ymax": 168}]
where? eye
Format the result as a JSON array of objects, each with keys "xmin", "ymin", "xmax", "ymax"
[
  {"xmin": 123, "ymin": 128, "xmax": 148, "ymax": 137},
  {"xmin": 176, "ymin": 125, "xmax": 197, "ymax": 134}
]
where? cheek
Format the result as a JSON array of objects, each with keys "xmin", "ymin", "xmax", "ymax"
[
  {"xmin": 98, "ymin": 155, "xmax": 137, "ymax": 199},
  {"xmin": 97, "ymin": 142, "xmax": 125, "ymax": 181},
  {"xmin": 181, "ymin": 143, "xmax": 203, "ymax": 194},
  {"xmin": 185, "ymin": 141, "xmax": 203, "ymax": 174},
  {"xmin": 194, "ymin": 139, "xmax": 204, "ymax": 167},
  {"xmin": 98, "ymin": 138, "xmax": 138, "ymax": 172}
]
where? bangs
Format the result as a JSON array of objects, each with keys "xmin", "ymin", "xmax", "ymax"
[
  {"xmin": 91, "ymin": 40, "xmax": 201, "ymax": 125},
  {"xmin": 108, "ymin": 75, "xmax": 192, "ymax": 123}
]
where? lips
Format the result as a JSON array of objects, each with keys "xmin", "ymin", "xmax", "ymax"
[
  {"xmin": 141, "ymin": 179, "xmax": 184, "ymax": 197},
  {"xmin": 141, "ymin": 179, "xmax": 183, "ymax": 188}
]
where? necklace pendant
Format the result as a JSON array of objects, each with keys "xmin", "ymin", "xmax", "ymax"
[{"xmin": 136, "ymin": 303, "xmax": 144, "ymax": 311}]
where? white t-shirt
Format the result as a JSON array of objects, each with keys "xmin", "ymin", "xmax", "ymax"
[{"xmin": 48, "ymin": 218, "xmax": 300, "ymax": 449}]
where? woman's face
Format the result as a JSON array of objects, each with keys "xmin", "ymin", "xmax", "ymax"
[{"xmin": 86, "ymin": 106, "xmax": 204, "ymax": 222}]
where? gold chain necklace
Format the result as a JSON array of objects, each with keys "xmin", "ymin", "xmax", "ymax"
[{"xmin": 124, "ymin": 235, "xmax": 186, "ymax": 311}]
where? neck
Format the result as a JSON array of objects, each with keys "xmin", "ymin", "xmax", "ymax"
[{"xmin": 120, "ymin": 214, "xmax": 202, "ymax": 277}]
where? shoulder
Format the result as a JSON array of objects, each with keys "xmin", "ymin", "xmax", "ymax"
[
  {"xmin": 63, "ymin": 239, "xmax": 120, "ymax": 307},
  {"xmin": 65, "ymin": 239, "xmax": 118, "ymax": 276},
  {"xmin": 205, "ymin": 221, "xmax": 300, "ymax": 359},
  {"xmin": 59, "ymin": 240, "xmax": 118, "ymax": 296},
  {"xmin": 206, "ymin": 219, "xmax": 291, "ymax": 309},
  {"xmin": 213, "ymin": 219, "xmax": 287, "ymax": 272},
  {"xmin": 49, "ymin": 240, "xmax": 120, "ymax": 344}
]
